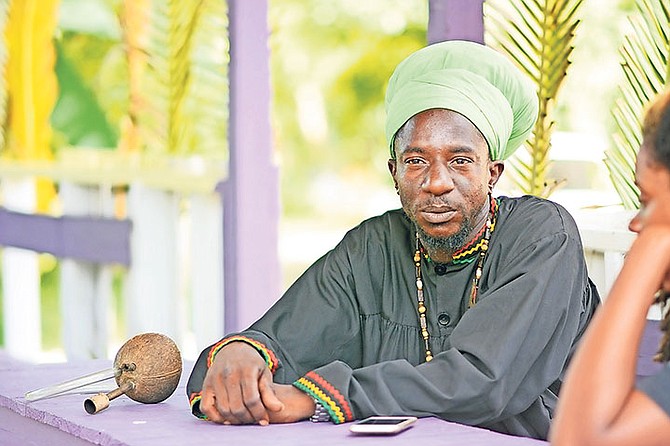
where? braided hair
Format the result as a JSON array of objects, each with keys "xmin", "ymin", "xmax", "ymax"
[{"xmin": 642, "ymin": 91, "xmax": 670, "ymax": 362}]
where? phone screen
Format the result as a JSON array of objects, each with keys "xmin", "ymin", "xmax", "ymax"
[{"xmin": 357, "ymin": 418, "xmax": 408, "ymax": 425}]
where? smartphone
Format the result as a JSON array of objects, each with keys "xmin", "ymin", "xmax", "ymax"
[{"xmin": 349, "ymin": 416, "xmax": 417, "ymax": 435}]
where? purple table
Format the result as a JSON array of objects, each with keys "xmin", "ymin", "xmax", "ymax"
[{"xmin": 0, "ymin": 357, "xmax": 548, "ymax": 446}]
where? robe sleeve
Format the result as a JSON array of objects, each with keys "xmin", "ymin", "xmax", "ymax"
[
  {"xmin": 186, "ymin": 226, "xmax": 366, "ymax": 421},
  {"xmin": 293, "ymin": 229, "xmax": 593, "ymax": 427}
]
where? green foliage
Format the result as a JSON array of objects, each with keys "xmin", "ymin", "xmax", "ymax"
[
  {"xmin": 141, "ymin": 0, "xmax": 228, "ymax": 156},
  {"xmin": 327, "ymin": 29, "xmax": 426, "ymax": 167},
  {"xmin": 485, "ymin": 0, "xmax": 584, "ymax": 197},
  {"xmin": 269, "ymin": 0, "xmax": 427, "ymax": 215},
  {"xmin": 40, "ymin": 259, "xmax": 60, "ymax": 350},
  {"xmin": 58, "ymin": 0, "xmax": 121, "ymax": 39},
  {"xmin": 52, "ymin": 39, "xmax": 118, "ymax": 149},
  {"xmin": 51, "ymin": 0, "xmax": 228, "ymax": 158},
  {"xmin": 183, "ymin": 0, "xmax": 229, "ymax": 157},
  {"xmin": 51, "ymin": 1, "xmax": 123, "ymax": 151},
  {"xmin": 606, "ymin": 0, "xmax": 670, "ymax": 209}
]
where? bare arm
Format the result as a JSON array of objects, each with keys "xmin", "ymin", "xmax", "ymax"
[{"xmin": 550, "ymin": 226, "xmax": 670, "ymax": 446}]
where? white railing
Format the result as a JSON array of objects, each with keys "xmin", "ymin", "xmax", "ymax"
[
  {"xmin": 0, "ymin": 149, "xmax": 226, "ymax": 362},
  {"xmin": 0, "ymin": 160, "xmax": 651, "ymax": 362},
  {"xmin": 574, "ymin": 207, "xmax": 662, "ymax": 320}
]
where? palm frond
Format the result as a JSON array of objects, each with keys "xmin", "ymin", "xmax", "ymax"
[
  {"xmin": 605, "ymin": 133, "xmax": 639, "ymax": 209},
  {"xmin": 605, "ymin": 0, "xmax": 670, "ymax": 209},
  {"xmin": 184, "ymin": 0, "xmax": 228, "ymax": 158},
  {"xmin": 139, "ymin": 0, "xmax": 227, "ymax": 156},
  {"xmin": 485, "ymin": 0, "xmax": 585, "ymax": 197}
]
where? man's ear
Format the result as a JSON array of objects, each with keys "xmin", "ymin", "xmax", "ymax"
[
  {"xmin": 488, "ymin": 161, "xmax": 504, "ymax": 191},
  {"xmin": 388, "ymin": 158, "xmax": 397, "ymax": 176},
  {"xmin": 388, "ymin": 159, "xmax": 399, "ymax": 192}
]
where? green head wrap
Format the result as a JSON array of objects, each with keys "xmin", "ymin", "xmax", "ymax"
[{"xmin": 385, "ymin": 40, "xmax": 538, "ymax": 160}]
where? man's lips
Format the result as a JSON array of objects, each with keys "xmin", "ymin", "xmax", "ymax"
[{"xmin": 419, "ymin": 207, "xmax": 457, "ymax": 224}]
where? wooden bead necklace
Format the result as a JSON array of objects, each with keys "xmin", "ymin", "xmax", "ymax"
[{"xmin": 413, "ymin": 204, "xmax": 495, "ymax": 363}]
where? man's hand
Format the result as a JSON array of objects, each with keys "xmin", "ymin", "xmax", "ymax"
[
  {"xmin": 267, "ymin": 384, "xmax": 317, "ymax": 424},
  {"xmin": 198, "ymin": 342, "xmax": 284, "ymax": 425}
]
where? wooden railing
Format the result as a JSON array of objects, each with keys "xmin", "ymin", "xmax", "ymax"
[
  {"xmin": 0, "ymin": 149, "xmax": 226, "ymax": 361},
  {"xmin": 0, "ymin": 162, "xmax": 653, "ymax": 362},
  {"xmin": 573, "ymin": 207, "xmax": 663, "ymax": 320}
]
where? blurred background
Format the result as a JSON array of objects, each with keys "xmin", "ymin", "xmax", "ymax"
[{"xmin": 0, "ymin": 0, "xmax": 650, "ymax": 361}]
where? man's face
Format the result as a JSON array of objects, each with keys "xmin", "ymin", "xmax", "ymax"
[{"xmin": 388, "ymin": 109, "xmax": 503, "ymax": 256}]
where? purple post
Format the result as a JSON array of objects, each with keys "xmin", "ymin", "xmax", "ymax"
[
  {"xmin": 427, "ymin": 0, "xmax": 484, "ymax": 44},
  {"xmin": 223, "ymin": 0, "xmax": 281, "ymax": 333},
  {"xmin": 218, "ymin": 0, "xmax": 482, "ymax": 334}
]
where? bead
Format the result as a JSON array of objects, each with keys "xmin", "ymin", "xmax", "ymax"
[{"xmin": 413, "ymin": 204, "xmax": 495, "ymax": 364}]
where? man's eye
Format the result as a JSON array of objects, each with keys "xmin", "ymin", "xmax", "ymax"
[
  {"xmin": 405, "ymin": 158, "xmax": 424, "ymax": 165},
  {"xmin": 453, "ymin": 158, "xmax": 471, "ymax": 165}
]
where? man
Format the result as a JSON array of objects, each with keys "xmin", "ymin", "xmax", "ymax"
[{"xmin": 187, "ymin": 40, "xmax": 599, "ymax": 440}]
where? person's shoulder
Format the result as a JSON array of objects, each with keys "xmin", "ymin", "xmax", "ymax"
[
  {"xmin": 331, "ymin": 209, "xmax": 411, "ymax": 258},
  {"xmin": 498, "ymin": 195, "xmax": 577, "ymax": 226},
  {"xmin": 497, "ymin": 195, "xmax": 580, "ymax": 237},
  {"xmin": 498, "ymin": 194, "xmax": 570, "ymax": 214}
]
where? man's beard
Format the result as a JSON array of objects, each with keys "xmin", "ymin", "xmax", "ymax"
[{"xmin": 416, "ymin": 214, "xmax": 475, "ymax": 254}]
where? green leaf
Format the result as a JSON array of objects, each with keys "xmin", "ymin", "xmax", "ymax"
[
  {"xmin": 486, "ymin": 0, "xmax": 585, "ymax": 197},
  {"xmin": 607, "ymin": 0, "xmax": 669, "ymax": 209},
  {"xmin": 51, "ymin": 41, "xmax": 118, "ymax": 148}
]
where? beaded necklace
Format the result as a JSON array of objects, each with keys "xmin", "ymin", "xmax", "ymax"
[{"xmin": 413, "ymin": 197, "xmax": 497, "ymax": 362}]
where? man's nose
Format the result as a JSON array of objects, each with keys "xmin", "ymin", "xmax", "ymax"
[{"xmin": 421, "ymin": 163, "xmax": 454, "ymax": 195}]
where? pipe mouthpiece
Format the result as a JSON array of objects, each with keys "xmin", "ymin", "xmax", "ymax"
[{"xmin": 84, "ymin": 393, "xmax": 110, "ymax": 414}]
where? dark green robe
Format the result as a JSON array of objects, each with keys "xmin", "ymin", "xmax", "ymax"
[{"xmin": 187, "ymin": 195, "xmax": 599, "ymax": 440}]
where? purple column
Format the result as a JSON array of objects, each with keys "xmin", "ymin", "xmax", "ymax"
[
  {"xmin": 427, "ymin": 0, "xmax": 484, "ymax": 44},
  {"xmin": 223, "ymin": 0, "xmax": 280, "ymax": 332}
]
